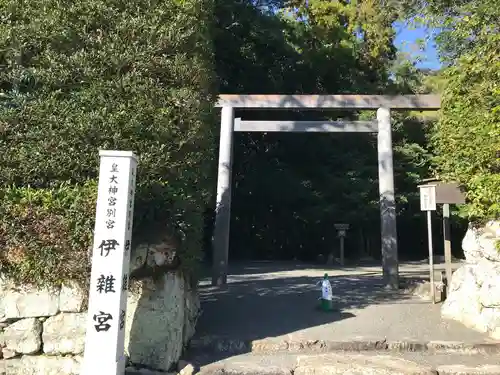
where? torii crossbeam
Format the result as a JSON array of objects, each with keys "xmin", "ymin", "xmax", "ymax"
[{"xmin": 212, "ymin": 94, "xmax": 441, "ymax": 290}]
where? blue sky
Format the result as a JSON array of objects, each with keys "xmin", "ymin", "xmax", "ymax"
[
  {"xmin": 273, "ymin": 5, "xmax": 442, "ymax": 70},
  {"xmin": 394, "ymin": 22, "xmax": 441, "ymax": 70}
]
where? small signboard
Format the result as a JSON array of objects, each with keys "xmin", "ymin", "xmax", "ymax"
[
  {"xmin": 334, "ymin": 223, "xmax": 350, "ymax": 231},
  {"xmin": 81, "ymin": 150, "xmax": 138, "ymax": 375},
  {"xmin": 419, "ymin": 185, "xmax": 436, "ymax": 211}
]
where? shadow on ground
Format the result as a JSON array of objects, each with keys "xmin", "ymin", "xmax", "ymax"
[{"xmin": 186, "ymin": 261, "xmax": 430, "ymax": 365}]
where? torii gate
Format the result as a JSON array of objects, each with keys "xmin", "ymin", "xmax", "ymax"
[{"xmin": 212, "ymin": 94, "xmax": 441, "ymax": 290}]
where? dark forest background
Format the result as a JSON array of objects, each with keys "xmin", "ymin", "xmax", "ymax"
[{"xmin": 203, "ymin": 0, "xmax": 474, "ymax": 264}]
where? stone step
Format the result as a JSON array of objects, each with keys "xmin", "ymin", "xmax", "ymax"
[
  {"xmin": 191, "ymin": 351, "xmax": 500, "ymax": 375},
  {"xmin": 189, "ymin": 336, "xmax": 500, "ymax": 356}
]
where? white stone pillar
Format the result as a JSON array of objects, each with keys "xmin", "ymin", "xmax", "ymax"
[
  {"xmin": 212, "ymin": 107, "xmax": 235, "ymax": 286},
  {"xmin": 377, "ymin": 108, "xmax": 399, "ymax": 289},
  {"xmin": 81, "ymin": 150, "xmax": 138, "ymax": 375}
]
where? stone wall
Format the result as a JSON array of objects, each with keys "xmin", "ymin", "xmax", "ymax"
[
  {"xmin": 442, "ymin": 221, "xmax": 500, "ymax": 339},
  {"xmin": 0, "ymin": 242, "xmax": 200, "ymax": 375}
]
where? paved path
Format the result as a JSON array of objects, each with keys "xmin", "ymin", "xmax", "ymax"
[
  {"xmin": 185, "ymin": 261, "xmax": 499, "ymax": 374},
  {"xmin": 123, "ymin": 260, "xmax": 500, "ymax": 374},
  {"xmin": 194, "ymin": 261, "xmax": 491, "ymax": 347}
]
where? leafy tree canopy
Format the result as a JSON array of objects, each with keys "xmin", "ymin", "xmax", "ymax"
[{"xmin": 400, "ymin": 0, "xmax": 500, "ymax": 220}]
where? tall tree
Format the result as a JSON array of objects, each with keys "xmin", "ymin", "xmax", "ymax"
[
  {"xmin": 210, "ymin": 0, "xmax": 438, "ymax": 262},
  {"xmin": 401, "ymin": 0, "xmax": 500, "ymax": 220}
]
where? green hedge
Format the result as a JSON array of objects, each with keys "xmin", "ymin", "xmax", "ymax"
[
  {"xmin": 0, "ymin": 183, "xmax": 97, "ymax": 287},
  {"xmin": 0, "ymin": 0, "xmax": 217, "ymax": 287}
]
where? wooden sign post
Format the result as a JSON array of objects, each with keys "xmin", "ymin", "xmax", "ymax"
[
  {"xmin": 334, "ymin": 224, "xmax": 350, "ymax": 266},
  {"xmin": 418, "ymin": 183, "xmax": 437, "ymax": 303},
  {"xmin": 81, "ymin": 150, "xmax": 138, "ymax": 375},
  {"xmin": 442, "ymin": 203, "xmax": 452, "ymax": 294},
  {"xmin": 418, "ymin": 179, "xmax": 465, "ymax": 303}
]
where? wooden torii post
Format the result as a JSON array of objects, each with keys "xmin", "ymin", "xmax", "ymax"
[{"xmin": 212, "ymin": 94, "xmax": 441, "ymax": 289}]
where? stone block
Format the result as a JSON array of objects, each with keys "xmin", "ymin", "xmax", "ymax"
[
  {"xmin": 179, "ymin": 363, "xmax": 195, "ymax": 375},
  {"xmin": 2, "ymin": 348, "xmax": 16, "ymax": 359},
  {"xmin": 59, "ymin": 282, "xmax": 85, "ymax": 313},
  {"xmin": 0, "ymin": 280, "xmax": 60, "ymax": 321},
  {"xmin": 124, "ymin": 272, "xmax": 185, "ymax": 371},
  {"xmin": 442, "ymin": 221, "xmax": 500, "ymax": 340},
  {"xmin": 183, "ymin": 285, "xmax": 201, "ymax": 345},
  {"xmin": 479, "ymin": 276, "xmax": 500, "ymax": 308},
  {"xmin": 481, "ymin": 307, "xmax": 500, "ymax": 335},
  {"xmin": 442, "ymin": 265, "xmax": 482, "ymax": 324},
  {"xmin": 130, "ymin": 244, "xmax": 149, "ymax": 274},
  {"xmin": 3, "ymin": 318, "xmax": 42, "ymax": 355},
  {"xmin": 462, "ymin": 223, "xmax": 500, "ymax": 263},
  {"xmin": 42, "ymin": 313, "xmax": 86, "ymax": 355},
  {"xmin": 2, "ymin": 355, "xmax": 82, "ymax": 375},
  {"xmin": 294, "ymin": 353, "xmax": 435, "ymax": 375}
]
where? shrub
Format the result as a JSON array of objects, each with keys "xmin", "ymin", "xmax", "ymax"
[
  {"xmin": 0, "ymin": 183, "xmax": 96, "ymax": 288},
  {"xmin": 0, "ymin": 0, "xmax": 217, "ymax": 287}
]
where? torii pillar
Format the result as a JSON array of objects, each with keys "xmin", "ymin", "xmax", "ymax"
[{"xmin": 210, "ymin": 95, "xmax": 441, "ymax": 289}]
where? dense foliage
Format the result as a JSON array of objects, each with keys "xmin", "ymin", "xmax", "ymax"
[
  {"xmin": 431, "ymin": 1, "xmax": 500, "ymax": 221},
  {"xmin": 2, "ymin": 0, "xmax": 496, "ymax": 287},
  {"xmin": 402, "ymin": 0, "xmax": 500, "ymax": 221},
  {"xmin": 434, "ymin": 47, "xmax": 499, "ymax": 220},
  {"xmin": 0, "ymin": 0, "xmax": 216, "ymax": 287},
  {"xmin": 0, "ymin": 183, "xmax": 97, "ymax": 286},
  {"xmin": 212, "ymin": 0, "xmax": 443, "ymax": 262}
]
